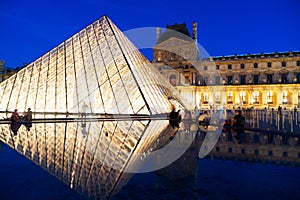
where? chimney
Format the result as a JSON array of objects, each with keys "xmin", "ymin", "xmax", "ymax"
[
  {"xmin": 192, "ymin": 22, "xmax": 197, "ymax": 41},
  {"xmin": 156, "ymin": 27, "xmax": 161, "ymax": 42}
]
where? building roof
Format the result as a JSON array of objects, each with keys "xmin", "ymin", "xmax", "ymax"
[
  {"xmin": 211, "ymin": 51, "xmax": 300, "ymax": 62},
  {"xmin": 156, "ymin": 23, "xmax": 194, "ymax": 44}
]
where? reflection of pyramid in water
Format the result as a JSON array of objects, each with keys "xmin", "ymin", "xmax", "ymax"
[
  {"xmin": 0, "ymin": 15, "xmax": 185, "ymax": 116},
  {"xmin": 0, "ymin": 120, "xmax": 177, "ymax": 199},
  {"xmin": 0, "ymin": 16, "xmax": 187, "ymax": 199}
]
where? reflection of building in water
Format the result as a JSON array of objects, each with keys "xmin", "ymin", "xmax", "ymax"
[
  {"xmin": 152, "ymin": 22, "xmax": 300, "ymax": 110},
  {"xmin": 156, "ymin": 130, "xmax": 201, "ymax": 180},
  {"xmin": 205, "ymin": 131, "xmax": 300, "ymax": 165}
]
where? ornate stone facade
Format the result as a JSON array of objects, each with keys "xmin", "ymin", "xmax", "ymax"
[{"xmin": 153, "ymin": 22, "xmax": 300, "ymax": 110}]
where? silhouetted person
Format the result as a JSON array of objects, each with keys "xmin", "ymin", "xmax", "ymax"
[
  {"xmin": 10, "ymin": 109, "xmax": 21, "ymax": 135},
  {"xmin": 11, "ymin": 109, "xmax": 20, "ymax": 122},
  {"xmin": 222, "ymin": 119, "xmax": 231, "ymax": 132},
  {"xmin": 23, "ymin": 108, "xmax": 32, "ymax": 131},
  {"xmin": 168, "ymin": 104, "xmax": 181, "ymax": 129},
  {"xmin": 231, "ymin": 110, "xmax": 245, "ymax": 144},
  {"xmin": 278, "ymin": 106, "xmax": 282, "ymax": 115},
  {"xmin": 23, "ymin": 108, "xmax": 32, "ymax": 121}
]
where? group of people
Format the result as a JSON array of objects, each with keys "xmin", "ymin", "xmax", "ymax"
[
  {"xmin": 168, "ymin": 104, "xmax": 246, "ymax": 144},
  {"xmin": 10, "ymin": 108, "xmax": 33, "ymax": 135},
  {"xmin": 198, "ymin": 109, "xmax": 246, "ymax": 143},
  {"xmin": 10, "ymin": 108, "xmax": 32, "ymax": 122},
  {"xmin": 223, "ymin": 110, "xmax": 246, "ymax": 144}
]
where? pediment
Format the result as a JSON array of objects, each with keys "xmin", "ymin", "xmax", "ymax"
[{"xmin": 154, "ymin": 37, "xmax": 195, "ymax": 50}]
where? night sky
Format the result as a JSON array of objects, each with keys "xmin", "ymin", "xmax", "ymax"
[{"xmin": 0, "ymin": 0, "xmax": 299, "ymax": 68}]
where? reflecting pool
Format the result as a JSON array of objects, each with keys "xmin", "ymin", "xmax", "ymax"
[{"xmin": 0, "ymin": 112, "xmax": 300, "ymax": 199}]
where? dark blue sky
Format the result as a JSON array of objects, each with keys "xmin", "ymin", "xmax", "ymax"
[{"xmin": 1, "ymin": 0, "xmax": 299, "ymax": 68}]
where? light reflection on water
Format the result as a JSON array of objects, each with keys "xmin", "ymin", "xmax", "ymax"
[
  {"xmin": 0, "ymin": 113, "xmax": 300, "ymax": 200},
  {"xmin": 0, "ymin": 117, "xmax": 185, "ymax": 199}
]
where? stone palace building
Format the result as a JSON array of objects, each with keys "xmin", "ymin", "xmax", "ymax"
[{"xmin": 152, "ymin": 22, "xmax": 300, "ymax": 110}]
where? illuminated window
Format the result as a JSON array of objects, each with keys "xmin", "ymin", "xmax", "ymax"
[
  {"xmin": 215, "ymin": 92, "xmax": 221, "ymax": 103},
  {"xmin": 282, "ymin": 91, "xmax": 288, "ymax": 104},
  {"xmin": 204, "ymin": 92, "xmax": 209, "ymax": 103},
  {"xmin": 240, "ymin": 91, "xmax": 246, "ymax": 103},
  {"xmin": 253, "ymin": 91, "xmax": 259, "ymax": 104},
  {"xmin": 267, "ymin": 91, "xmax": 273, "ymax": 103},
  {"xmin": 227, "ymin": 92, "xmax": 233, "ymax": 103}
]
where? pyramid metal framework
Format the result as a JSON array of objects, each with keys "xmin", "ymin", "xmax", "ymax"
[
  {"xmin": 0, "ymin": 16, "xmax": 185, "ymax": 118},
  {"xmin": 0, "ymin": 16, "xmax": 187, "ymax": 199}
]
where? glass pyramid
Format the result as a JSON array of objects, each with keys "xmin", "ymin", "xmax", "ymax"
[
  {"xmin": 0, "ymin": 16, "xmax": 186, "ymax": 119},
  {"xmin": 0, "ymin": 16, "xmax": 188, "ymax": 199}
]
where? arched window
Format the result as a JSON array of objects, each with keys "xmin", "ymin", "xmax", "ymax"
[
  {"xmin": 204, "ymin": 92, "xmax": 209, "ymax": 103},
  {"xmin": 215, "ymin": 92, "xmax": 221, "ymax": 103},
  {"xmin": 282, "ymin": 91, "xmax": 288, "ymax": 104},
  {"xmin": 227, "ymin": 92, "xmax": 233, "ymax": 103},
  {"xmin": 267, "ymin": 91, "xmax": 273, "ymax": 104},
  {"xmin": 240, "ymin": 91, "xmax": 246, "ymax": 103},
  {"xmin": 253, "ymin": 91, "xmax": 259, "ymax": 104}
]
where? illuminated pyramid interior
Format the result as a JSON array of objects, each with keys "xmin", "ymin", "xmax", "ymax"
[{"xmin": 0, "ymin": 16, "xmax": 186, "ymax": 199}]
